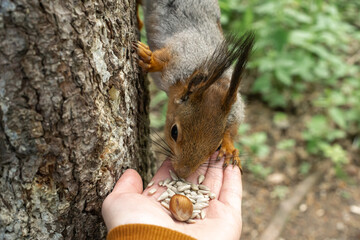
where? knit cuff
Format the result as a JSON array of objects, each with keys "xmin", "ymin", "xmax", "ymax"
[{"xmin": 107, "ymin": 224, "xmax": 196, "ymax": 240}]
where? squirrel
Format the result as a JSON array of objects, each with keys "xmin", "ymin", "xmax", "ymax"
[{"xmin": 134, "ymin": 0, "xmax": 254, "ymax": 178}]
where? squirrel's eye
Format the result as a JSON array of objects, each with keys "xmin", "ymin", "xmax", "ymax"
[{"xmin": 171, "ymin": 124, "xmax": 178, "ymax": 142}]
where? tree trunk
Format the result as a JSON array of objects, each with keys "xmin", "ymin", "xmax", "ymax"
[{"xmin": 0, "ymin": 0, "xmax": 152, "ymax": 239}]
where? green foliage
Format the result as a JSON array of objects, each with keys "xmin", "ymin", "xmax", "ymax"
[
  {"xmin": 149, "ymin": 89, "xmax": 168, "ymax": 129},
  {"xmin": 302, "ymin": 115, "xmax": 345, "ymax": 154},
  {"xmin": 271, "ymin": 185, "xmax": 289, "ymax": 199},
  {"xmin": 236, "ymin": 124, "xmax": 272, "ymax": 178},
  {"xmin": 276, "ymin": 139, "xmax": 295, "ymax": 150},
  {"xmin": 299, "ymin": 162, "xmax": 311, "ymax": 175},
  {"xmin": 220, "ymin": 0, "xmax": 359, "ymax": 107},
  {"xmin": 273, "ymin": 112, "xmax": 289, "ymax": 129},
  {"xmin": 248, "ymin": 163, "xmax": 272, "ymax": 179},
  {"xmin": 237, "ymin": 124, "xmax": 270, "ymax": 158},
  {"xmin": 314, "ymin": 77, "xmax": 360, "ymax": 135},
  {"xmin": 240, "ymin": 132, "xmax": 270, "ymax": 158},
  {"xmin": 302, "ymin": 115, "xmax": 350, "ymax": 177}
]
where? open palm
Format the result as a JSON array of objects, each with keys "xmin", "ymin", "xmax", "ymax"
[{"xmin": 102, "ymin": 152, "xmax": 243, "ymax": 240}]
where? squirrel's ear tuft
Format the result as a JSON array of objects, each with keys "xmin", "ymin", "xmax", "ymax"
[
  {"xmin": 179, "ymin": 32, "xmax": 255, "ymax": 103},
  {"xmin": 222, "ymin": 32, "xmax": 255, "ymax": 112}
]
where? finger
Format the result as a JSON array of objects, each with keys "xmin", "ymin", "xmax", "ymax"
[
  {"xmin": 219, "ymin": 164, "xmax": 242, "ymax": 212},
  {"xmin": 202, "ymin": 152, "xmax": 224, "ymax": 198},
  {"xmin": 143, "ymin": 159, "xmax": 173, "ymax": 197},
  {"xmin": 112, "ymin": 169, "xmax": 143, "ymax": 194}
]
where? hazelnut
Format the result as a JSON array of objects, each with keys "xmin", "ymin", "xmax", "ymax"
[{"xmin": 169, "ymin": 194, "xmax": 193, "ymax": 222}]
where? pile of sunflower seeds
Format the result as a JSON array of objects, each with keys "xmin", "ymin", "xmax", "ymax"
[{"xmin": 147, "ymin": 170, "xmax": 216, "ymax": 223}]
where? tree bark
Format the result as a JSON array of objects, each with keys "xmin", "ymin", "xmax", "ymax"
[{"xmin": 0, "ymin": 0, "xmax": 152, "ymax": 239}]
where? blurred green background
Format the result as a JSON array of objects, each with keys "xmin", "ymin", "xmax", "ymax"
[{"xmin": 146, "ymin": 0, "xmax": 360, "ymax": 179}]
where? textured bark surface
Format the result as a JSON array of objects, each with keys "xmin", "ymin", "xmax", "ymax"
[{"xmin": 0, "ymin": 0, "xmax": 152, "ymax": 239}]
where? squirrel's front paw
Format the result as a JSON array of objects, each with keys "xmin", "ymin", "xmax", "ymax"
[
  {"xmin": 132, "ymin": 41, "xmax": 153, "ymax": 71},
  {"xmin": 218, "ymin": 142, "xmax": 243, "ymax": 174},
  {"xmin": 132, "ymin": 41, "xmax": 169, "ymax": 72}
]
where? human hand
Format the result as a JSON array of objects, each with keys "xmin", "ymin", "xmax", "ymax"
[{"xmin": 102, "ymin": 152, "xmax": 243, "ymax": 239}]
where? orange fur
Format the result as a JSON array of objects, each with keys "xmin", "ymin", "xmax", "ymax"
[
  {"xmin": 218, "ymin": 126, "xmax": 242, "ymax": 173},
  {"xmin": 136, "ymin": 0, "xmax": 143, "ymax": 30},
  {"xmin": 135, "ymin": 41, "xmax": 170, "ymax": 72}
]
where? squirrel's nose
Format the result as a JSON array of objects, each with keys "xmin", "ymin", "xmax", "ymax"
[{"xmin": 174, "ymin": 166, "xmax": 191, "ymax": 179}]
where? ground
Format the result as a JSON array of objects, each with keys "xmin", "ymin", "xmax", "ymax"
[{"xmin": 241, "ymin": 100, "xmax": 360, "ymax": 240}]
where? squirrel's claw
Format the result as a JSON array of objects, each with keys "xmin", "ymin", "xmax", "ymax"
[
  {"xmin": 217, "ymin": 148, "xmax": 225, "ymax": 161},
  {"xmin": 219, "ymin": 130, "xmax": 243, "ymax": 174},
  {"xmin": 133, "ymin": 41, "xmax": 152, "ymax": 72},
  {"xmin": 133, "ymin": 41, "xmax": 169, "ymax": 72},
  {"xmin": 219, "ymin": 139, "xmax": 243, "ymax": 174}
]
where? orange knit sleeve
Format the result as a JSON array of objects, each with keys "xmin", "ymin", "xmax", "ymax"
[{"xmin": 107, "ymin": 224, "xmax": 196, "ymax": 240}]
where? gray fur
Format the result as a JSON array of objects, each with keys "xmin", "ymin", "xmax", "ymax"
[{"xmin": 144, "ymin": 0, "xmax": 245, "ymax": 124}]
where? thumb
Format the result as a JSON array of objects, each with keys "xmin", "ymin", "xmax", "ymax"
[{"xmin": 112, "ymin": 169, "xmax": 143, "ymax": 194}]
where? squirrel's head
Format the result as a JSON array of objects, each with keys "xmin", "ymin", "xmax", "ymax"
[{"xmin": 164, "ymin": 32, "xmax": 255, "ymax": 178}]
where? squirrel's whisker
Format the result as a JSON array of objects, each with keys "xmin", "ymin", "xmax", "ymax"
[
  {"xmin": 151, "ymin": 136, "xmax": 172, "ymax": 154},
  {"xmin": 149, "ymin": 128, "xmax": 174, "ymax": 155},
  {"xmin": 137, "ymin": 114, "xmax": 174, "ymax": 156},
  {"xmin": 154, "ymin": 150, "xmax": 173, "ymax": 159}
]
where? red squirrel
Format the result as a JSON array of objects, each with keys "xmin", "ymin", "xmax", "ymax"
[{"xmin": 134, "ymin": 0, "xmax": 254, "ymax": 178}]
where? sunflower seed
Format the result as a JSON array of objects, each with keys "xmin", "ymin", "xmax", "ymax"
[
  {"xmin": 176, "ymin": 181, "xmax": 185, "ymax": 186},
  {"xmin": 158, "ymin": 181, "xmax": 164, "ymax": 186},
  {"xmin": 191, "ymin": 183, "xmax": 199, "ymax": 191},
  {"xmin": 198, "ymin": 190, "xmax": 210, "ymax": 194},
  {"xmin": 178, "ymin": 184, "xmax": 191, "ymax": 192},
  {"xmin": 196, "ymin": 198, "xmax": 209, "ymax": 203},
  {"xmin": 148, "ymin": 188, "xmax": 157, "ymax": 195},
  {"xmin": 191, "ymin": 212, "xmax": 199, "ymax": 219},
  {"xmin": 194, "ymin": 195, "xmax": 205, "ymax": 200},
  {"xmin": 198, "ymin": 175, "xmax": 205, "ymax": 184},
  {"xmin": 186, "ymin": 219, "xmax": 196, "ymax": 224},
  {"xmin": 169, "ymin": 170, "xmax": 178, "ymax": 181},
  {"xmin": 161, "ymin": 201, "xmax": 169, "ymax": 210},
  {"xmin": 189, "ymin": 198, "xmax": 196, "ymax": 204},
  {"xmin": 147, "ymin": 180, "xmax": 154, "ymax": 188},
  {"xmin": 185, "ymin": 180, "xmax": 192, "ymax": 185},
  {"xmin": 163, "ymin": 178, "xmax": 171, "ymax": 185},
  {"xmin": 201, "ymin": 203, "xmax": 209, "ymax": 208},
  {"xmin": 157, "ymin": 191, "xmax": 168, "ymax": 201},
  {"xmin": 200, "ymin": 210, "xmax": 206, "ymax": 219},
  {"xmin": 167, "ymin": 188, "xmax": 176, "ymax": 197},
  {"xmin": 209, "ymin": 193, "xmax": 216, "ymax": 199},
  {"xmin": 193, "ymin": 203, "xmax": 205, "ymax": 210},
  {"xmin": 167, "ymin": 185, "xmax": 178, "ymax": 193},
  {"xmin": 199, "ymin": 184, "xmax": 210, "ymax": 191}
]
